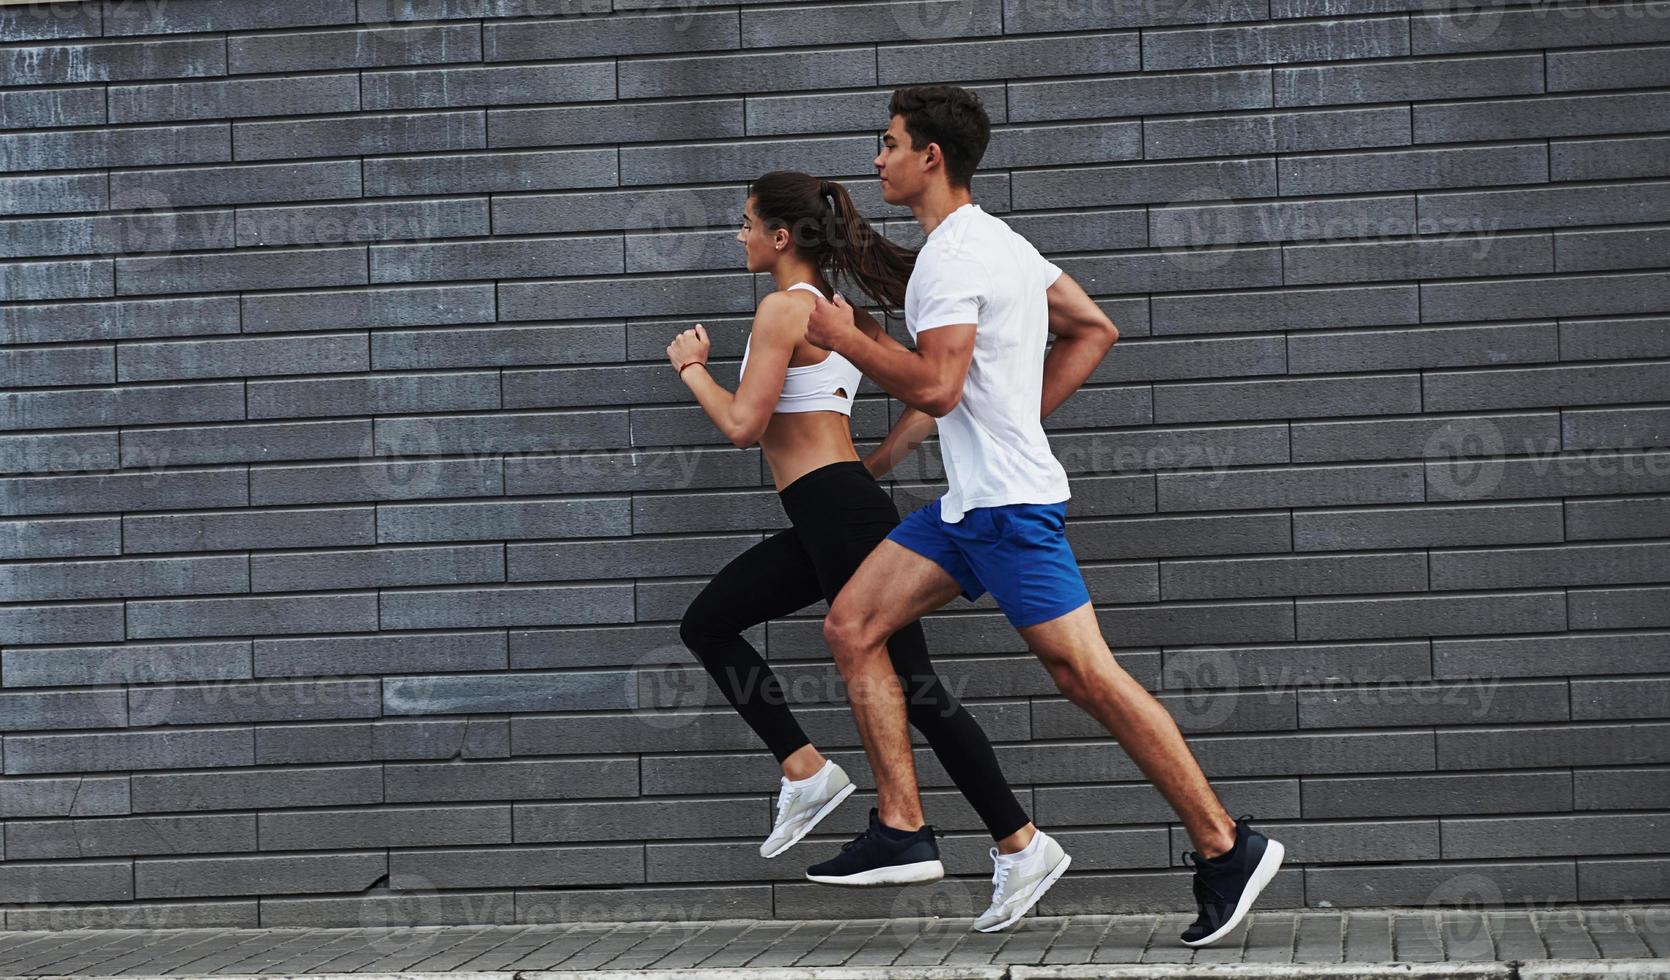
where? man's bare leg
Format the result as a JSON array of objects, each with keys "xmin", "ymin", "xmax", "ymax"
[
  {"xmin": 1019, "ymin": 601, "xmax": 1238, "ymax": 859},
  {"xmin": 821, "ymin": 538, "xmax": 966, "ymax": 833}
]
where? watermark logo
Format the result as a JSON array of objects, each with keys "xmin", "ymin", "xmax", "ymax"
[
  {"xmin": 356, "ymin": 871, "xmax": 455, "ymax": 955},
  {"xmin": 888, "ymin": 874, "xmax": 981, "ymax": 943},
  {"xmin": 1157, "ymin": 185, "xmax": 1243, "ymax": 273},
  {"xmin": 890, "ymin": 0, "xmax": 979, "ymax": 39},
  {"xmin": 1418, "ymin": 871, "xmax": 1506, "ymax": 948},
  {"xmin": 628, "ymin": 642, "xmax": 712, "ymax": 729},
  {"xmin": 361, "ymin": 417, "xmax": 445, "ymax": 499},
  {"xmin": 1165, "ymin": 655, "xmax": 1240, "ymax": 732},
  {"xmin": 1424, "ymin": 416, "xmax": 1506, "ymax": 500},
  {"xmin": 108, "ymin": 655, "xmax": 179, "ymax": 729},
  {"xmin": 358, "ymin": 0, "xmax": 445, "ymax": 62},
  {"xmin": 625, "ymin": 188, "xmax": 715, "ymax": 273},
  {"xmin": 108, "ymin": 185, "xmax": 179, "ymax": 270},
  {"xmin": 1419, "ymin": 0, "xmax": 1506, "ymax": 46}
]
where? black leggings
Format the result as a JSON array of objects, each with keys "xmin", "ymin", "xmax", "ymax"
[{"xmin": 678, "ymin": 459, "xmax": 1031, "ymax": 842}]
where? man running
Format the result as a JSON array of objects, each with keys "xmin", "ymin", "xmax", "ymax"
[{"xmin": 800, "ymin": 84, "xmax": 1286, "ymax": 946}]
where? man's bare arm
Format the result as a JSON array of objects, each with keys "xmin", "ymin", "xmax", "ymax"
[
  {"xmin": 850, "ymin": 308, "xmax": 939, "ymax": 477},
  {"xmin": 815, "ymin": 296, "xmax": 974, "ymax": 417},
  {"xmin": 1040, "ymin": 271, "xmax": 1119, "ymax": 420},
  {"xmin": 867, "ymin": 406, "xmax": 936, "ymax": 478}
]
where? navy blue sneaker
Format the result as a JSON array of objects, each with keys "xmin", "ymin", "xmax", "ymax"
[
  {"xmin": 804, "ymin": 807, "xmax": 945, "ymax": 887},
  {"xmin": 1179, "ymin": 814, "xmax": 1286, "ymax": 947}
]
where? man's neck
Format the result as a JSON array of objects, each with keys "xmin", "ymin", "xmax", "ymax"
[{"xmin": 912, "ymin": 186, "xmax": 975, "ymax": 239}]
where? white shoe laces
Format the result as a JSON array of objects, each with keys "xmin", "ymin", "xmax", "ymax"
[
  {"xmin": 988, "ymin": 845, "xmax": 1012, "ymax": 905},
  {"xmin": 774, "ymin": 778, "xmax": 798, "ymax": 827}
]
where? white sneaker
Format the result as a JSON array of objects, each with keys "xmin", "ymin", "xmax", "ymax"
[
  {"xmin": 760, "ymin": 760, "xmax": 855, "ymax": 859},
  {"xmin": 973, "ymin": 829, "xmax": 1072, "ymax": 932}
]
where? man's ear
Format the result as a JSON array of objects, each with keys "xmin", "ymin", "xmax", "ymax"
[{"xmin": 924, "ymin": 140, "xmax": 943, "ymax": 175}]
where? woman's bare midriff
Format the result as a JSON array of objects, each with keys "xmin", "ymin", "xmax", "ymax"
[{"xmin": 760, "ymin": 409, "xmax": 863, "ymax": 491}]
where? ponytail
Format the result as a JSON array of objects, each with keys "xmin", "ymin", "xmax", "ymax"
[
  {"xmin": 821, "ymin": 179, "xmax": 916, "ymax": 316},
  {"xmin": 747, "ymin": 171, "xmax": 917, "ymax": 318}
]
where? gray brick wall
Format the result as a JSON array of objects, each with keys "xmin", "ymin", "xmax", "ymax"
[{"xmin": 1, "ymin": 0, "xmax": 1667, "ymax": 932}]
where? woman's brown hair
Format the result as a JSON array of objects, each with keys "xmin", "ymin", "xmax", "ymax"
[{"xmin": 746, "ymin": 171, "xmax": 917, "ymax": 317}]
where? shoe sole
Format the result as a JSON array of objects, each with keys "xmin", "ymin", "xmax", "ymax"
[
  {"xmin": 975, "ymin": 851, "xmax": 1072, "ymax": 933},
  {"xmin": 761, "ymin": 781, "xmax": 856, "ymax": 859},
  {"xmin": 1180, "ymin": 838, "xmax": 1286, "ymax": 948},
  {"xmin": 804, "ymin": 858, "xmax": 945, "ymax": 887}
]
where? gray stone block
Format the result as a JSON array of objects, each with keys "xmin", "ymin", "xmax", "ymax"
[
  {"xmin": 1298, "ymin": 678, "xmax": 1570, "ymax": 728},
  {"xmin": 486, "ymin": 9, "xmax": 739, "ymax": 59},
  {"xmin": 362, "ymin": 63, "xmax": 615, "ymax": 110},
  {"xmin": 1412, "ymin": 0, "xmax": 1670, "ymax": 54},
  {"xmin": 231, "ymin": 22, "xmax": 483, "ymax": 72},
  {"xmin": 371, "ymin": 233, "xmax": 623, "ymax": 282},
  {"xmin": 0, "ymin": 2, "xmax": 102, "ymax": 42},
  {"xmin": 492, "ymin": 99, "xmax": 744, "ymax": 147},
  {"xmin": 1289, "ymin": 322, "xmax": 1558, "ymax": 375},
  {"xmin": 118, "ymin": 332, "xmax": 368, "ymax": 382},
  {"xmin": 619, "ymin": 49, "xmax": 873, "ymax": 99},
  {"xmin": 1551, "ymin": 134, "xmax": 1670, "ymax": 181},
  {"xmin": 1005, "ymin": 0, "xmax": 1266, "ymax": 32},
  {"xmin": 379, "ymin": 582, "xmax": 635, "ymax": 629},
  {"xmin": 620, "ymin": 135, "xmax": 878, "ymax": 185},
  {"xmin": 1415, "ymin": 91, "xmax": 1670, "ymax": 143},
  {"xmin": 1423, "ymin": 271, "xmax": 1670, "ymax": 323},
  {"xmin": 259, "ymin": 805, "xmax": 513, "ymax": 850},
  {"xmin": 235, "ymin": 110, "xmax": 485, "ymax": 161},
  {"xmin": 0, "ymin": 172, "xmax": 109, "ymax": 216},
  {"xmin": 1278, "ymin": 52, "xmax": 1543, "ymax": 106},
  {"xmin": 1148, "ymin": 105, "xmax": 1409, "ymax": 160},
  {"xmin": 125, "ymin": 593, "xmax": 380, "ymax": 639},
  {"xmin": 363, "ymin": 148, "xmax": 618, "ymax": 196},
  {"xmin": 134, "ymin": 852, "xmax": 386, "ymax": 899},
  {"xmin": 1146, "ymin": 17, "xmax": 1407, "ymax": 69},
  {"xmin": 3, "ymin": 727, "xmax": 254, "ymax": 775},
  {"xmin": 0, "ymin": 123, "xmax": 229, "ymax": 173},
  {"xmin": 0, "ymin": 602, "xmax": 125, "ymax": 646},
  {"xmin": 1304, "ymin": 590, "xmax": 1565, "ymax": 643},
  {"xmin": 118, "ymin": 245, "xmax": 367, "ymax": 295},
  {"xmin": 1282, "ymin": 143, "xmax": 1547, "ymax": 196},
  {"xmin": 1294, "ymin": 501, "xmax": 1563, "ymax": 550},
  {"xmin": 0, "ymin": 85, "xmax": 105, "ymax": 128},
  {"xmin": 130, "ymin": 764, "xmax": 382, "ymax": 813},
  {"xmin": 239, "ymin": 198, "xmax": 488, "ymax": 248},
  {"xmin": 0, "ymin": 774, "xmax": 131, "ymax": 819},
  {"xmin": 1285, "ymin": 231, "xmax": 1551, "ymax": 286},
  {"xmin": 392, "ymin": 842, "xmax": 642, "ymax": 888},
  {"xmin": 1009, "ymin": 68, "xmax": 1270, "ymax": 123},
  {"xmin": 1306, "ymin": 771, "xmax": 1574, "ymax": 818},
  {"xmin": 881, "ymin": 32, "xmax": 1138, "ymax": 83},
  {"xmin": 101, "ymin": 0, "xmax": 352, "ymax": 36},
  {"xmin": 384, "ymin": 758, "xmax": 639, "ymax": 802},
  {"xmin": 110, "ymin": 74, "xmax": 359, "ymax": 124},
  {"xmin": 243, "ymin": 283, "xmax": 493, "ymax": 332},
  {"xmin": 243, "ymin": 367, "xmax": 497, "ymax": 414},
  {"xmin": 6, "ymin": 813, "xmax": 256, "ymax": 860}
]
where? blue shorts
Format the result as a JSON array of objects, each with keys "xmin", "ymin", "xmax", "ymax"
[{"xmin": 885, "ymin": 497, "xmax": 1092, "ymax": 629}]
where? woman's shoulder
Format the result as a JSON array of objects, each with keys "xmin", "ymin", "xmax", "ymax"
[
  {"xmin": 755, "ymin": 287, "xmax": 817, "ymax": 318},
  {"xmin": 749, "ymin": 290, "xmax": 812, "ymax": 345}
]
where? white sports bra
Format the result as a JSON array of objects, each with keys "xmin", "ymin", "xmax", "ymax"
[{"xmin": 737, "ymin": 281, "xmax": 864, "ymax": 416}]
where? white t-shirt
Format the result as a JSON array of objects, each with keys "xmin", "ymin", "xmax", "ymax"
[{"xmin": 906, "ymin": 202, "xmax": 1071, "ymax": 523}]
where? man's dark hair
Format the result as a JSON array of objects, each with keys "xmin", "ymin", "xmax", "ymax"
[{"xmin": 887, "ymin": 85, "xmax": 991, "ymax": 190}]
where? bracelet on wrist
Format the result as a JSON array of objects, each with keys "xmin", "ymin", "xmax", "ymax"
[{"xmin": 677, "ymin": 360, "xmax": 707, "ymax": 375}]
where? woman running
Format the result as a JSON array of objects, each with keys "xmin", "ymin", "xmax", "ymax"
[{"xmin": 667, "ymin": 171, "xmax": 1042, "ymax": 912}]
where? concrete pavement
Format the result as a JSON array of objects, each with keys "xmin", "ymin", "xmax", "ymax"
[{"xmin": 0, "ymin": 906, "xmax": 1665, "ymax": 978}]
